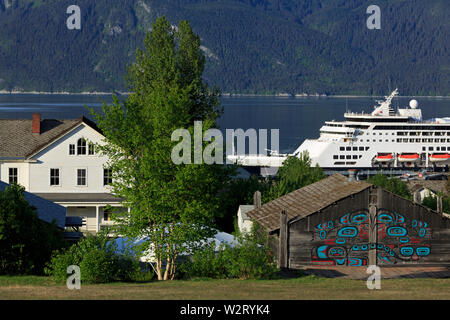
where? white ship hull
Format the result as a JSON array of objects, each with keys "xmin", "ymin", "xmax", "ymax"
[{"xmin": 227, "ymin": 90, "xmax": 450, "ymax": 171}]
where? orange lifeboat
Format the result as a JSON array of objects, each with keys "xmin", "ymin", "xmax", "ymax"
[
  {"xmin": 375, "ymin": 154, "xmax": 394, "ymax": 162},
  {"xmin": 429, "ymin": 153, "xmax": 450, "ymax": 162},
  {"xmin": 398, "ymin": 153, "xmax": 420, "ymax": 162}
]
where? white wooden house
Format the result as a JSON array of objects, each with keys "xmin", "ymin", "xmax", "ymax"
[{"xmin": 0, "ymin": 114, "xmax": 125, "ymax": 233}]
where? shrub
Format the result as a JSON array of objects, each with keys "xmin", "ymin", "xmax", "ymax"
[
  {"xmin": 45, "ymin": 231, "xmax": 144, "ymax": 284},
  {"xmin": 181, "ymin": 227, "xmax": 277, "ymax": 280},
  {"xmin": 45, "ymin": 249, "xmax": 77, "ymax": 282},
  {"xmin": 79, "ymin": 249, "xmax": 117, "ymax": 283},
  {"xmin": 181, "ymin": 242, "xmax": 228, "ymax": 279},
  {"xmin": 225, "ymin": 235, "xmax": 277, "ymax": 279},
  {"xmin": 0, "ymin": 184, "xmax": 67, "ymax": 275}
]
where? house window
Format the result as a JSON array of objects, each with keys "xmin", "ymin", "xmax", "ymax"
[
  {"xmin": 50, "ymin": 169, "xmax": 60, "ymax": 186},
  {"xmin": 104, "ymin": 168, "xmax": 113, "ymax": 186},
  {"xmin": 77, "ymin": 138, "xmax": 87, "ymax": 155},
  {"xmin": 104, "ymin": 208, "xmax": 112, "ymax": 221},
  {"xmin": 8, "ymin": 168, "xmax": 18, "ymax": 184},
  {"xmin": 77, "ymin": 169, "xmax": 87, "ymax": 186},
  {"xmin": 88, "ymin": 143, "xmax": 95, "ymax": 155},
  {"xmin": 69, "ymin": 144, "xmax": 75, "ymax": 155}
]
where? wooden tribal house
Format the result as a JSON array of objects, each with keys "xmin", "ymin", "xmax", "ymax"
[{"xmin": 246, "ymin": 174, "xmax": 450, "ymax": 269}]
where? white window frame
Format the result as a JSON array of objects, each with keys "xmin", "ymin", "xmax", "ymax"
[
  {"xmin": 8, "ymin": 167, "xmax": 18, "ymax": 184},
  {"xmin": 103, "ymin": 168, "xmax": 113, "ymax": 186},
  {"xmin": 77, "ymin": 138, "xmax": 87, "ymax": 155},
  {"xmin": 69, "ymin": 144, "xmax": 76, "ymax": 156},
  {"xmin": 88, "ymin": 142, "xmax": 95, "ymax": 155},
  {"xmin": 50, "ymin": 168, "xmax": 61, "ymax": 187},
  {"xmin": 76, "ymin": 168, "xmax": 88, "ymax": 187}
]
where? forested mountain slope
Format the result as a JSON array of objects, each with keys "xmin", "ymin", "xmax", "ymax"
[{"xmin": 0, "ymin": 0, "xmax": 448, "ymax": 95}]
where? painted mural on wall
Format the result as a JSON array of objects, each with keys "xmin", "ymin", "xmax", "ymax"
[{"xmin": 311, "ymin": 209, "xmax": 432, "ymax": 266}]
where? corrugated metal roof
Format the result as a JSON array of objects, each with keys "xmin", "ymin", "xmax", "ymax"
[
  {"xmin": 246, "ymin": 174, "xmax": 372, "ymax": 232},
  {"xmin": 0, "ymin": 181, "xmax": 66, "ymax": 228}
]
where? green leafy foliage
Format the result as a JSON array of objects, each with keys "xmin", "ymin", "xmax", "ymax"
[
  {"xmin": 0, "ymin": 184, "xmax": 66, "ymax": 275},
  {"xmin": 0, "ymin": 0, "xmax": 448, "ymax": 95},
  {"xmin": 180, "ymin": 225, "xmax": 277, "ymax": 280},
  {"xmin": 265, "ymin": 153, "xmax": 325, "ymax": 202},
  {"xmin": 422, "ymin": 194, "xmax": 450, "ymax": 214},
  {"xmin": 91, "ymin": 17, "xmax": 234, "ymax": 280},
  {"xmin": 367, "ymin": 173, "xmax": 412, "ymax": 199},
  {"xmin": 45, "ymin": 232, "xmax": 145, "ymax": 283},
  {"xmin": 217, "ymin": 152, "xmax": 324, "ymax": 232}
]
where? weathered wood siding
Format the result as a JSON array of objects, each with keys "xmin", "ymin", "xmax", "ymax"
[
  {"xmin": 377, "ymin": 189, "xmax": 450, "ymax": 265},
  {"xmin": 289, "ymin": 189, "xmax": 370, "ymax": 269},
  {"xmin": 287, "ymin": 187, "xmax": 450, "ymax": 269}
]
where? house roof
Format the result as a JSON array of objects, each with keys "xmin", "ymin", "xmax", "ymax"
[
  {"xmin": 246, "ymin": 174, "xmax": 372, "ymax": 232},
  {"xmin": 406, "ymin": 180, "xmax": 448, "ymax": 196},
  {"xmin": 0, "ymin": 181, "xmax": 66, "ymax": 228},
  {"xmin": 238, "ymin": 205, "xmax": 255, "ymax": 220},
  {"xmin": 0, "ymin": 116, "xmax": 103, "ymax": 159}
]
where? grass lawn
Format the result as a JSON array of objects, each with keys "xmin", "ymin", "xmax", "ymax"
[{"xmin": 0, "ymin": 275, "xmax": 449, "ymax": 299}]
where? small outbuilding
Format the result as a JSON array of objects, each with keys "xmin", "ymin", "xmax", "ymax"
[
  {"xmin": 246, "ymin": 174, "xmax": 450, "ymax": 269},
  {"xmin": 0, "ymin": 181, "xmax": 66, "ymax": 229}
]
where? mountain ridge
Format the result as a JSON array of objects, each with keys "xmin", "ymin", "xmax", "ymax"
[{"xmin": 0, "ymin": 0, "xmax": 448, "ymax": 96}]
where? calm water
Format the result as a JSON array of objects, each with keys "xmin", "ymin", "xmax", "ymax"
[{"xmin": 0, "ymin": 94, "xmax": 449, "ymax": 153}]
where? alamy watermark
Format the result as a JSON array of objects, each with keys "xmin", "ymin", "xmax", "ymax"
[
  {"xmin": 366, "ymin": 5, "xmax": 381, "ymax": 30},
  {"xmin": 366, "ymin": 265, "xmax": 381, "ymax": 290},
  {"xmin": 171, "ymin": 121, "xmax": 279, "ymax": 165},
  {"xmin": 66, "ymin": 265, "xmax": 81, "ymax": 290},
  {"xmin": 67, "ymin": 5, "xmax": 81, "ymax": 30}
]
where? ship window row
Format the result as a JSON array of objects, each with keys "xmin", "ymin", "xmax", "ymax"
[
  {"xmin": 396, "ymin": 138, "xmax": 449, "ymax": 143},
  {"xmin": 374, "ymin": 125, "xmax": 450, "ymax": 130},
  {"xmin": 334, "ymin": 161, "xmax": 357, "ymax": 165},
  {"xmin": 363, "ymin": 139, "xmax": 396, "ymax": 142},
  {"xmin": 396, "ymin": 131, "xmax": 449, "ymax": 136},
  {"xmin": 366, "ymin": 132, "xmax": 395, "ymax": 135},
  {"xmin": 346, "ymin": 118, "xmax": 410, "ymax": 123},
  {"xmin": 333, "ymin": 155, "xmax": 363, "ymax": 160},
  {"xmin": 422, "ymin": 146, "xmax": 448, "ymax": 151},
  {"xmin": 340, "ymin": 146, "xmax": 370, "ymax": 151}
]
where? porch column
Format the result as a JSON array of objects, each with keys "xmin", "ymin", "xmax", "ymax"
[{"xmin": 95, "ymin": 205, "xmax": 100, "ymax": 233}]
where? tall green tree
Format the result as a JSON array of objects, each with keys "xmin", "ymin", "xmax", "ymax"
[
  {"xmin": 0, "ymin": 184, "xmax": 65, "ymax": 275},
  {"xmin": 92, "ymin": 17, "xmax": 232, "ymax": 280},
  {"xmin": 264, "ymin": 152, "xmax": 325, "ymax": 202},
  {"xmin": 367, "ymin": 174, "xmax": 412, "ymax": 200}
]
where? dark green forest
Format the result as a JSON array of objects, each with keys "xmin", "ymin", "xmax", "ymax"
[{"xmin": 0, "ymin": 0, "xmax": 448, "ymax": 95}]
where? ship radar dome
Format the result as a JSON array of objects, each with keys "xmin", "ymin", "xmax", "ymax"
[{"xmin": 409, "ymin": 99, "xmax": 419, "ymax": 109}]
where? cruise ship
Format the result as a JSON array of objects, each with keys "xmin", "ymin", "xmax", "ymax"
[{"xmin": 228, "ymin": 89, "xmax": 450, "ymax": 171}]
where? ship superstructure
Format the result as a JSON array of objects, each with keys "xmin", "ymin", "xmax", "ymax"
[
  {"xmin": 228, "ymin": 89, "xmax": 450, "ymax": 171},
  {"xmin": 292, "ymin": 89, "xmax": 450, "ymax": 169}
]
